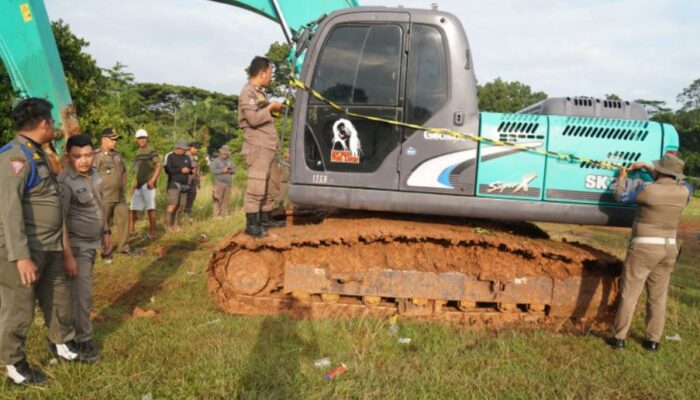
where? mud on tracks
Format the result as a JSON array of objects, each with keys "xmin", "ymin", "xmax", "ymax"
[{"xmin": 207, "ymin": 212, "xmax": 622, "ymax": 323}]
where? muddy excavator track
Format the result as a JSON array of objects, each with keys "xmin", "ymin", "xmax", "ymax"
[{"xmin": 207, "ymin": 211, "xmax": 622, "ymax": 324}]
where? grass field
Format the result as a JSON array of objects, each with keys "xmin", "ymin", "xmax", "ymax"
[{"xmin": 1, "ymin": 191, "xmax": 699, "ymax": 399}]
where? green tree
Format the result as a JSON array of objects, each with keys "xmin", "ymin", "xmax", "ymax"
[
  {"xmin": 671, "ymin": 79, "xmax": 700, "ymax": 177},
  {"xmin": 477, "ymin": 78, "xmax": 547, "ymax": 113},
  {"xmin": 265, "ymin": 42, "xmax": 292, "ymax": 97},
  {"xmin": 51, "ymin": 19, "xmax": 106, "ymax": 135},
  {"xmin": 678, "ymin": 78, "xmax": 700, "ymax": 112},
  {"xmin": 635, "ymin": 99, "xmax": 672, "ymax": 118},
  {"xmin": 0, "ymin": 65, "xmax": 14, "ymax": 144},
  {"xmin": 605, "ymin": 94, "xmax": 622, "ymax": 101},
  {"xmin": 1, "ymin": 20, "xmax": 105, "ymax": 144}
]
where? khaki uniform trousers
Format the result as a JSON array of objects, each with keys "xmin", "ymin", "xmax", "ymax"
[
  {"xmin": 103, "ymin": 201, "xmax": 129, "ymax": 253},
  {"xmin": 70, "ymin": 247, "xmax": 96, "ymax": 343},
  {"xmin": 212, "ymin": 183, "xmax": 232, "ymax": 217},
  {"xmin": 614, "ymin": 241, "xmax": 677, "ymax": 342},
  {"xmin": 0, "ymin": 250, "xmax": 74, "ymax": 365},
  {"xmin": 243, "ymin": 144, "xmax": 280, "ymax": 214}
]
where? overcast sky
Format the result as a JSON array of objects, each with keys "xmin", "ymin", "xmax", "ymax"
[{"xmin": 44, "ymin": 0, "xmax": 699, "ymax": 109}]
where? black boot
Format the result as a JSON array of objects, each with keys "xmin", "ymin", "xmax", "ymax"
[
  {"xmin": 260, "ymin": 211, "xmax": 285, "ymax": 228},
  {"xmin": 6, "ymin": 359, "xmax": 47, "ymax": 386},
  {"xmin": 244, "ymin": 213, "xmax": 267, "ymax": 238}
]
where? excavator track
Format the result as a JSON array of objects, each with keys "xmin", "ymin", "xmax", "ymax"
[{"xmin": 207, "ymin": 211, "xmax": 622, "ymax": 324}]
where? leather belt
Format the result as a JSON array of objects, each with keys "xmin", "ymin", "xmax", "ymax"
[{"xmin": 632, "ymin": 237, "xmax": 676, "ymax": 245}]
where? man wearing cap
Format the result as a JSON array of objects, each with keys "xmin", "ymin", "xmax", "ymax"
[
  {"xmin": 94, "ymin": 128, "xmax": 130, "ymax": 257},
  {"xmin": 183, "ymin": 142, "xmax": 201, "ymax": 222},
  {"xmin": 163, "ymin": 140, "xmax": 193, "ymax": 231},
  {"xmin": 210, "ymin": 145, "xmax": 235, "ymax": 218},
  {"xmin": 608, "ymin": 153, "xmax": 693, "ymax": 351},
  {"xmin": 238, "ymin": 56, "xmax": 285, "ymax": 237},
  {"xmin": 129, "ymin": 129, "xmax": 161, "ymax": 239}
]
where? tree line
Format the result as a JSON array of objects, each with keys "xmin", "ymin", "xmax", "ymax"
[{"xmin": 1, "ymin": 20, "xmax": 698, "ymax": 177}]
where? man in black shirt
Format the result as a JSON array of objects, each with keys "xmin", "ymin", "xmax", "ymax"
[{"xmin": 163, "ymin": 140, "xmax": 192, "ymax": 231}]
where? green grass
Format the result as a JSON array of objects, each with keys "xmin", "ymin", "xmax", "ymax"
[{"xmin": 2, "ymin": 187, "xmax": 700, "ymax": 399}]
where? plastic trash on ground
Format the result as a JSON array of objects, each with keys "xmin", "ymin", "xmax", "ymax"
[
  {"xmin": 324, "ymin": 363, "xmax": 347, "ymax": 380},
  {"xmin": 314, "ymin": 357, "xmax": 331, "ymax": 368},
  {"xmin": 665, "ymin": 334, "xmax": 682, "ymax": 342}
]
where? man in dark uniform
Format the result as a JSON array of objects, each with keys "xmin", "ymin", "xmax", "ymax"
[
  {"xmin": 59, "ymin": 134, "xmax": 109, "ymax": 362},
  {"xmin": 238, "ymin": 56, "xmax": 285, "ymax": 237},
  {"xmin": 608, "ymin": 153, "xmax": 692, "ymax": 351},
  {"xmin": 93, "ymin": 128, "xmax": 130, "ymax": 257},
  {"xmin": 163, "ymin": 140, "xmax": 193, "ymax": 231},
  {"xmin": 184, "ymin": 141, "xmax": 201, "ymax": 222},
  {"xmin": 0, "ymin": 99, "xmax": 90, "ymax": 386}
]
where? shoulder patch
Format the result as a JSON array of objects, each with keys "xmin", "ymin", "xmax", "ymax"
[{"xmin": 9, "ymin": 157, "xmax": 26, "ymax": 175}]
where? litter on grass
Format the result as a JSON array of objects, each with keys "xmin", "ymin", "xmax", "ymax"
[
  {"xmin": 665, "ymin": 334, "xmax": 682, "ymax": 342},
  {"xmin": 314, "ymin": 357, "xmax": 331, "ymax": 368},
  {"xmin": 324, "ymin": 363, "xmax": 347, "ymax": 380}
]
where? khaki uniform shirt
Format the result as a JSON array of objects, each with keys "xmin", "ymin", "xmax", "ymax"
[
  {"xmin": 238, "ymin": 81, "xmax": 278, "ymax": 151},
  {"xmin": 0, "ymin": 135, "xmax": 63, "ymax": 261},
  {"xmin": 616, "ymin": 176, "xmax": 692, "ymax": 238},
  {"xmin": 58, "ymin": 165, "xmax": 105, "ymax": 250},
  {"xmin": 94, "ymin": 147, "xmax": 126, "ymax": 203}
]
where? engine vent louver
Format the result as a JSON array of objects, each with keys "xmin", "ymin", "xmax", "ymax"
[
  {"xmin": 579, "ymin": 150, "xmax": 642, "ymax": 169},
  {"xmin": 495, "ymin": 115, "xmax": 545, "ymax": 143},
  {"xmin": 562, "ymin": 118, "xmax": 650, "ymax": 142}
]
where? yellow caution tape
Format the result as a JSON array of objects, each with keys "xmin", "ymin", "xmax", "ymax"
[{"xmin": 289, "ymin": 77, "xmax": 622, "ymax": 170}]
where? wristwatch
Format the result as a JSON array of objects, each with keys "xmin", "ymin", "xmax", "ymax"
[{"xmin": 104, "ymin": 229, "xmax": 112, "ymax": 235}]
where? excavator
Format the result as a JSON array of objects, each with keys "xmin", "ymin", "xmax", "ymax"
[{"xmin": 1, "ymin": 1, "xmax": 681, "ymax": 324}]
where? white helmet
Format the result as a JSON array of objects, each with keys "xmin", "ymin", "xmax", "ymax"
[{"xmin": 135, "ymin": 128, "xmax": 148, "ymax": 138}]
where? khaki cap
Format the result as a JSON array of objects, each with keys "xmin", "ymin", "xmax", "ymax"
[{"xmin": 653, "ymin": 153, "xmax": 685, "ymax": 180}]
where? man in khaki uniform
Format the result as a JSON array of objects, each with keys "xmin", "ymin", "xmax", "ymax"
[
  {"xmin": 94, "ymin": 128, "xmax": 130, "ymax": 257},
  {"xmin": 59, "ymin": 134, "xmax": 109, "ymax": 362},
  {"xmin": 238, "ymin": 56, "xmax": 285, "ymax": 237},
  {"xmin": 0, "ymin": 98, "xmax": 89, "ymax": 386},
  {"xmin": 211, "ymin": 145, "xmax": 235, "ymax": 218},
  {"xmin": 609, "ymin": 153, "xmax": 692, "ymax": 351}
]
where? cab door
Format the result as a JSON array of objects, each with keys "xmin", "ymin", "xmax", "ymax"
[{"xmin": 294, "ymin": 11, "xmax": 409, "ymax": 189}]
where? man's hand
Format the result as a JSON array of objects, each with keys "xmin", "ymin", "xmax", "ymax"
[
  {"xmin": 628, "ymin": 162, "xmax": 652, "ymax": 172},
  {"xmin": 223, "ymin": 167, "xmax": 231, "ymax": 173},
  {"xmin": 16, "ymin": 258, "xmax": 38, "ymax": 286},
  {"xmin": 268, "ymin": 102, "xmax": 283, "ymax": 112},
  {"xmin": 102, "ymin": 233, "xmax": 113, "ymax": 255},
  {"xmin": 63, "ymin": 254, "xmax": 78, "ymax": 279},
  {"xmin": 618, "ymin": 166, "xmax": 628, "ymax": 180},
  {"xmin": 181, "ymin": 167, "xmax": 191, "ymax": 174},
  {"xmin": 147, "ymin": 178, "xmax": 157, "ymax": 190}
]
